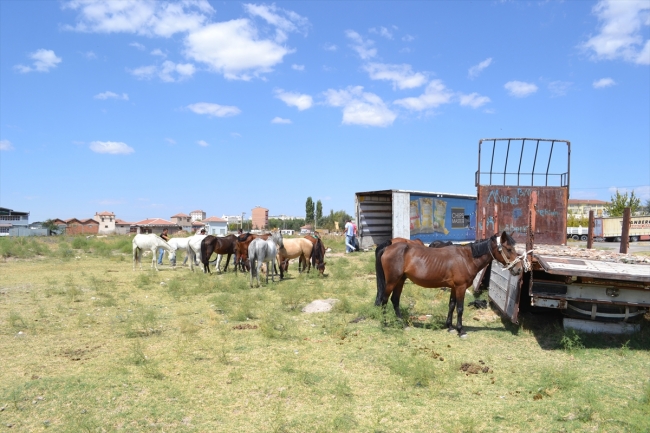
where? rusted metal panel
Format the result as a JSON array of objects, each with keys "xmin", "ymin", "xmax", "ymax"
[
  {"xmin": 531, "ymin": 297, "xmax": 567, "ymax": 309},
  {"xmin": 477, "ymin": 185, "xmax": 567, "ymax": 245},
  {"xmin": 392, "ymin": 191, "xmax": 410, "ymax": 239}
]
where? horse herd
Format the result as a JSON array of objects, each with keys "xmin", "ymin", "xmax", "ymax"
[
  {"xmin": 132, "ymin": 230, "xmax": 326, "ymax": 288},
  {"xmin": 133, "ymin": 230, "xmax": 526, "ymax": 337}
]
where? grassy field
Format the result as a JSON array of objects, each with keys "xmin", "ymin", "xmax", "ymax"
[{"xmin": 1, "ymin": 235, "xmax": 649, "ymax": 432}]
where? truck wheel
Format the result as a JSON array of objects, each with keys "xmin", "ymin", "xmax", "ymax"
[
  {"xmin": 630, "ymin": 236, "xmax": 639, "ymax": 242},
  {"xmin": 580, "ymin": 235, "xmax": 587, "ymax": 241},
  {"xmin": 614, "ymin": 236, "xmax": 622, "ymax": 242},
  {"xmin": 571, "ymin": 235, "xmax": 579, "ymax": 240}
]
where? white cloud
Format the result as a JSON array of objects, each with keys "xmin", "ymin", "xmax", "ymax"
[
  {"xmin": 271, "ymin": 117, "xmax": 292, "ymax": 124},
  {"xmin": 197, "ymin": 140, "xmax": 209, "ymax": 147},
  {"xmin": 324, "ymin": 86, "xmax": 396, "ymax": 127},
  {"xmin": 504, "ymin": 80, "xmax": 538, "ymax": 98},
  {"xmin": 187, "ymin": 102, "xmax": 241, "ymax": 117},
  {"xmin": 89, "ymin": 141, "xmax": 134, "ymax": 155},
  {"xmin": 548, "ymin": 81, "xmax": 572, "ymax": 97},
  {"xmin": 369, "ymin": 26, "xmax": 393, "ymax": 39},
  {"xmin": 583, "ymin": 0, "xmax": 650, "ymax": 65},
  {"xmin": 292, "ymin": 64, "xmax": 304, "ymax": 71},
  {"xmin": 130, "ymin": 42, "xmax": 145, "ymax": 50},
  {"xmin": 83, "ymin": 50, "xmax": 97, "ymax": 59},
  {"xmin": 459, "ymin": 93, "xmax": 491, "ymax": 109},
  {"xmin": 129, "ymin": 61, "xmax": 195, "ymax": 82},
  {"xmin": 63, "ymin": 0, "xmax": 215, "ymax": 37},
  {"xmin": 402, "ymin": 34, "xmax": 415, "ymax": 42},
  {"xmin": 14, "ymin": 49, "xmax": 62, "ymax": 73},
  {"xmin": 274, "ymin": 89, "xmax": 313, "ymax": 110},
  {"xmin": 363, "ymin": 63, "xmax": 427, "ymax": 90},
  {"xmin": 345, "ymin": 30, "xmax": 376, "ymax": 60},
  {"xmin": 593, "ymin": 77, "xmax": 617, "ymax": 88},
  {"xmin": 393, "ymin": 79, "xmax": 454, "ymax": 111},
  {"xmin": 243, "ymin": 3, "xmax": 308, "ymax": 43},
  {"xmin": 184, "ymin": 19, "xmax": 294, "ymax": 80},
  {"xmin": 323, "ymin": 43, "xmax": 337, "ymax": 51},
  {"xmin": 165, "ymin": 138, "xmax": 176, "ymax": 144},
  {"xmin": 0, "ymin": 139, "xmax": 14, "ymax": 151},
  {"xmin": 94, "ymin": 91, "xmax": 129, "ymax": 100},
  {"xmin": 159, "ymin": 60, "xmax": 195, "ymax": 82},
  {"xmin": 151, "ymin": 48, "xmax": 166, "ymax": 57},
  {"xmin": 468, "ymin": 58, "xmax": 492, "ymax": 79}
]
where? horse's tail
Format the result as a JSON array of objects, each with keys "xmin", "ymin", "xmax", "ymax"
[
  {"xmin": 200, "ymin": 236, "xmax": 211, "ymax": 273},
  {"xmin": 375, "ymin": 239, "xmax": 392, "ymax": 306}
]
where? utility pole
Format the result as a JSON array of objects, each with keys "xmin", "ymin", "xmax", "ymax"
[{"xmin": 241, "ymin": 212, "xmax": 245, "ymax": 231}]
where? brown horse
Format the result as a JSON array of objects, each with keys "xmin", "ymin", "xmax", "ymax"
[
  {"xmin": 304, "ymin": 234, "xmax": 326, "ymax": 275},
  {"xmin": 236, "ymin": 232, "xmax": 273, "ymax": 273},
  {"xmin": 391, "ymin": 237, "xmax": 425, "ymax": 246},
  {"xmin": 375, "ymin": 231, "xmax": 524, "ymax": 337},
  {"xmin": 200, "ymin": 235, "xmax": 238, "ymax": 274},
  {"xmin": 276, "ymin": 237, "xmax": 314, "ymax": 278}
]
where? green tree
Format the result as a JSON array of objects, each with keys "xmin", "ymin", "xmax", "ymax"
[
  {"xmin": 316, "ymin": 200, "xmax": 323, "ymax": 226},
  {"xmin": 305, "ymin": 197, "xmax": 314, "ymax": 224},
  {"xmin": 644, "ymin": 199, "xmax": 650, "ymax": 215},
  {"xmin": 42, "ymin": 219, "xmax": 62, "ymax": 235},
  {"xmin": 605, "ymin": 190, "xmax": 641, "ymax": 216}
]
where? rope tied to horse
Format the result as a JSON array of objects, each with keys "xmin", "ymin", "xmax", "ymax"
[{"xmin": 489, "ymin": 237, "xmax": 533, "ymax": 273}]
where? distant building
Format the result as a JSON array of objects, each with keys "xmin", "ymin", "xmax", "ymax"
[
  {"xmin": 269, "ymin": 214, "xmax": 298, "ymax": 221},
  {"xmin": 300, "ymin": 224, "xmax": 313, "ymax": 234},
  {"xmin": 203, "ymin": 216, "xmax": 228, "ymax": 236},
  {"xmin": 190, "ymin": 210, "xmax": 206, "ymax": 222},
  {"xmin": 0, "ymin": 207, "xmax": 29, "ymax": 236},
  {"xmin": 115, "ymin": 219, "xmax": 132, "ymax": 235},
  {"xmin": 132, "ymin": 218, "xmax": 180, "ymax": 235},
  {"xmin": 64, "ymin": 218, "xmax": 99, "ymax": 235},
  {"xmin": 251, "ymin": 206, "xmax": 269, "ymax": 230},
  {"xmin": 93, "ymin": 211, "xmax": 116, "ymax": 235},
  {"xmin": 222, "ymin": 214, "xmax": 244, "ymax": 225},
  {"xmin": 568, "ymin": 199, "xmax": 608, "ymax": 218},
  {"xmin": 171, "ymin": 213, "xmax": 193, "ymax": 232}
]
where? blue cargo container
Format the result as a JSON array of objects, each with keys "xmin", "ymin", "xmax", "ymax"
[{"xmin": 355, "ymin": 189, "xmax": 477, "ymax": 249}]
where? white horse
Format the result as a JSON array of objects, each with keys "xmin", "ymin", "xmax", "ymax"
[
  {"xmin": 249, "ymin": 231, "xmax": 284, "ymax": 287},
  {"xmin": 187, "ymin": 234, "xmax": 208, "ymax": 272},
  {"xmin": 166, "ymin": 237, "xmax": 192, "ymax": 267},
  {"xmin": 132, "ymin": 234, "xmax": 177, "ymax": 271}
]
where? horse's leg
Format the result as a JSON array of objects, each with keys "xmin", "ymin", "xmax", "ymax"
[
  {"xmin": 152, "ymin": 247, "xmax": 159, "ymax": 271},
  {"xmin": 445, "ymin": 290, "xmax": 457, "ymax": 332},
  {"xmin": 389, "ymin": 276, "xmax": 407, "ymax": 319},
  {"xmin": 455, "ymin": 286, "xmax": 468, "ymax": 337}
]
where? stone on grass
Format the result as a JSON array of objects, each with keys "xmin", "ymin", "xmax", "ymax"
[{"xmin": 302, "ymin": 299, "xmax": 338, "ymax": 313}]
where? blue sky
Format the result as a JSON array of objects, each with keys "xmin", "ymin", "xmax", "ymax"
[{"xmin": 1, "ymin": 0, "xmax": 649, "ymax": 223}]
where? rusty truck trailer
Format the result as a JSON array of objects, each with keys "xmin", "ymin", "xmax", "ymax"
[{"xmin": 476, "ymin": 138, "xmax": 649, "ymax": 332}]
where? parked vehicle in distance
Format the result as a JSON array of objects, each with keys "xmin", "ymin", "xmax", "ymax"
[{"xmin": 595, "ymin": 216, "xmax": 650, "ymax": 242}]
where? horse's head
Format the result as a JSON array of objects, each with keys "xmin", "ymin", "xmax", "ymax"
[
  {"xmin": 271, "ymin": 231, "xmax": 284, "ymax": 249},
  {"xmin": 491, "ymin": 231, "xmax": 523, "ymax": 276},
  {"xmin": 316, "ymin": 261, "xmax": 326, "ymax": 276}
]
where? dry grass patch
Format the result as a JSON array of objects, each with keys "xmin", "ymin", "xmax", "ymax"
[{"xmin": 0, "ymin": 236, "xmax": 649, "ymax": 432}]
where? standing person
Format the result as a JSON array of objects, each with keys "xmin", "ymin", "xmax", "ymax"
[
  {"xmin": 352, "ymin": 219, "xmax": 358, "ymax": 251},
  {"xmin": 157, "ymin": 228, "xmax": 170, "ymax": 265},
  {"xmin": 344, "ymin": 219, "xmax": 355, "ymax": 253}
]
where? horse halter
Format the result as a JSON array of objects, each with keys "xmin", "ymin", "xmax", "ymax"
[{"xmin": 489, "ymin": 237, "xmax": 532, "ymax": 273}]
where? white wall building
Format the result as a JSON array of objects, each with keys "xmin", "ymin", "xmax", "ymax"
[{"xmin": 203, "ymin": 216, "xmax": 228, "ymax": 236}]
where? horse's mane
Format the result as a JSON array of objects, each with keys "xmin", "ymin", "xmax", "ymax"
[
  {"xmin": 469, "ymin": 233, "xmax": 516, "ymax": 258},
  {"xmin": 238, "ymin": 232, "xmax": 252, "ymax": 242}
]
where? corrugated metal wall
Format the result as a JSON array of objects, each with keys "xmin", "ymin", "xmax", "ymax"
[{"xmin": 356, "ymin": 193, "xmax": 392, "ymax": 249}]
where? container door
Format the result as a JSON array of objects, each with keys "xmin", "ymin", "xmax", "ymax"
[{"xmin": 487, "ymin": 261, "xmax": 522, "ymax": 323}]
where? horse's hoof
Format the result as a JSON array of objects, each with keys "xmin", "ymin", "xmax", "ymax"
[
  {"xmin": 459, "ymin": 333, "xmax": 468, "ymax": 339},
  {"xmin": 447, "ymin": 328, "xmax": 456, "ymax": 333}
]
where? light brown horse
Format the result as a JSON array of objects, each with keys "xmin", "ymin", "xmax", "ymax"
[
  {"xmin": 277, "ymin": 238, "xmax": 314, "ymax": 278},
  {"xmin": 375, "ymin": 231, "xmax": 524, "ymax": 337}
]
